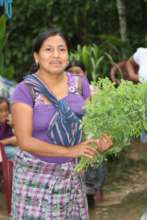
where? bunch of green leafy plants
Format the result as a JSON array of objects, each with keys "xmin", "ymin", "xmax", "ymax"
[{"xmin": 75, "ymin": 78, "xmax": 147, "ymax": 172}]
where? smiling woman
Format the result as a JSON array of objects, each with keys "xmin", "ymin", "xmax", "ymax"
[
  {"xmin": 33, "ymin": 33, "xmax": 69, "ymax": 78},
  {"xmin": 11, "ymin": 28, "xmax": 112, "ymax": 220}
]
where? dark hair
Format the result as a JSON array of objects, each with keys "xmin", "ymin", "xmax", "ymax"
[
  {"xmin": 0, "ymin": 96, "xmax": 9, "ymax": 109},
  {"xmin": 66, "ymin": 60, "xmax": 86, "ymax": 72},
  {"xmin": 30, "ymin": 28, "xmax": 69, "ymax": 73}
]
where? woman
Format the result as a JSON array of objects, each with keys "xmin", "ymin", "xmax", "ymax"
[{"xmin": 11, "ymin": 29, "xmax": 112, "ymax": 219}]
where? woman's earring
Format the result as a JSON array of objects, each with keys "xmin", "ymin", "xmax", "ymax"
[
  {"xmin": 35, "ymin": 62, "xmax": 39, "ymax": 68},
  {"xmin": 32, "ymin": 62, "xmax": 39, "ymax": 72}
]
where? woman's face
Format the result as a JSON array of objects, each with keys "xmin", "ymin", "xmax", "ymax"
[
  {"xmin": 34, "ymin": 35, "xmax": 69, "ymax": 75},
  {"xmin": 0, "ymin": 101, "xmax": 9, "ymax": 124}
]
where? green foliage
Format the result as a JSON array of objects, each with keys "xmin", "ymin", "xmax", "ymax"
[
  {"xmin": 98, "ymin": 34, "xmax": 132, "ymax": 59},
  {"xmin": 70, "ymin": 36, "xmax": 132, "ymax": 81},
  {"xmin": 3, "ymin": 0, "xmax": 145, "ymax": 81},
  {"xmin": 70, "ymin": 44, "xmax": 104, "ymax": 81},
  {"xmin": 126, "ymin": 0, "xmax": 146, "ymax": 48},
  {"xmin": 75, "ymin": 79, "xmax": 147, "ymax": 172},
  {"xmin": 0, "ymin": 15, "xmax": 15, "ymax": 80},
  {"xmin": 7, "ymin": 0, "xmax": 104, "ymax": 81},
  {"xmin": 0, "ymin": 15, "xmax": 7, "ymax": 74}
]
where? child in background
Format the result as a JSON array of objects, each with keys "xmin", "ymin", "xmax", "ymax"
[
  {"xmin": 66, "ymin": 60, "xmax": 96, "ymax": 96},
  {"xmin": 66, "ymin": 60, "xmax": 106, "ymax": 202},
  {"xmin": 66, "ymin": 60, "xmax": 87, "ymax": 76},
  {"xmin": 0, "ymin": 96, "xmax": 18, "ymax": 160}
]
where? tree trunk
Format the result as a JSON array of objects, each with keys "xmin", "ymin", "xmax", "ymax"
[{"xmin": 116, "ymin": 0, "xmax": 127, "ymax": 42}]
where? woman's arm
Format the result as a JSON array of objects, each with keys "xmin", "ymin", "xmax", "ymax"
[
  {"xmin": 0, "ymin": 136, "xmax": 17, "ymax": 145},
  {"xmin": 12, "ymin": 102, "xmax": 98, "ymax": 159}
]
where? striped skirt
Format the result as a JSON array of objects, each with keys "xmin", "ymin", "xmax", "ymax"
[{"xmin": 11, "ymin": 151, "xmax": 89, "ymax": 220}]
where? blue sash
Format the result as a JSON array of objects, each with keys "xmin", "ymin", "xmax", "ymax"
[{"xmin": 24, "ymin": 74, "xmax": 83, "ymax": 146}]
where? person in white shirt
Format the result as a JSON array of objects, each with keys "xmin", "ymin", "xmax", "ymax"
[
  {"xmin": 127, "ymin": 48, "xmax": 147, "ymax": 143},
  {"xmin": 126, "ymin": 47, "xmax": 147, "ymax": 83}
]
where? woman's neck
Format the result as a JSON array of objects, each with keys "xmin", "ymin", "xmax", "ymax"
[{"xmin": 36, "ymin": 71, "xmax": 66, "ymax": 87}]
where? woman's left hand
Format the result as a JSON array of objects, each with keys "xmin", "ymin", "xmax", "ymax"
[{"xmin": 97, "ymin": 133, "xmax": 113, "ymax": 152}]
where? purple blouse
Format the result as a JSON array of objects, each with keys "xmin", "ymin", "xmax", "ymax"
[{"xmin": 12, "ymin": 72, "xmax": 91, "ymax": 163}]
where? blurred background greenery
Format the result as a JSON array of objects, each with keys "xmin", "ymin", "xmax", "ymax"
[{"xmin": 0, "ymin": 0, "xmax": 146, "ymax": 82}]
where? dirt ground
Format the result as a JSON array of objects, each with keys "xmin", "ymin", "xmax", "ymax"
[{"xmin": 88, "ymin": 138, "xmax": 147, "ymax": 220}]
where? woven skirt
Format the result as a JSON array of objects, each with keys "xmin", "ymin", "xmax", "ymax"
[{"xmin": 11, "ymin": 151, "xmax": 89, "ymax": 220}]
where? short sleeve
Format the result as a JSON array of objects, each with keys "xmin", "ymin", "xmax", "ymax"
[
  {"xmin": 12, "ymin": 82, "xmax": 33, "ymax": 107},
  {"xmin": 81, "ymin": 76, "xmax": 91, "ymax": 99},
  {"xmin": 133, "ymin": 47, "xmax": 142, "ymax": 64}
]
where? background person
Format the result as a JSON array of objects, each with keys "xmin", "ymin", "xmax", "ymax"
[
  {"xmin": 126, "ymin": 47, "xmax": 147, "ymax": 143},
  {"xmin": 66, "ymin": 60, "xmax": 96, "ymax": 96},
  {"xmin": 0, "ymin": 96, "xmax": 17, "ymax": 160},
  {"xmin": 11, "ymin": 29, "xmax": 112, "ymax": 219},
  {"xmin": 66, "ymin": 60, "xmax": 107, "ymax": 202},
  {"xmin": 66, "ymin": 60, "xmax": 87, "ymax": 76},
  {"xmin": 126, "ymin": 47, "xmax": 147, "ymax": 83}
]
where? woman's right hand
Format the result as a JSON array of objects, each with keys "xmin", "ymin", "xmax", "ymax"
[{"xmin": 69, "ymin": 140, "xmax": 97, "ymax": 159}]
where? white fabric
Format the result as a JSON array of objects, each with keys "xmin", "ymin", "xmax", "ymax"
[
  {"xmin": 0, "ymin": 76, "xmax": 16, "ymax": 101},
  {"xmin": 140, "ymin": 212, "xmax": 147, "ymax": 220},
  {"xmin": 133, "ymin": 47, "xmax": 147, "ymax": 83}
]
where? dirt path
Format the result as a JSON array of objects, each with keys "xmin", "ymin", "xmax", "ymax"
[{"xmin": 89, "ymin": 139, "xmax": 147, "ymax": 220}]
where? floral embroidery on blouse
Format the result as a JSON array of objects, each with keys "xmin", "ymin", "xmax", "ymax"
[{"xmin": 32, "ymin": 72, "xmax": 80, "ymax": 106}]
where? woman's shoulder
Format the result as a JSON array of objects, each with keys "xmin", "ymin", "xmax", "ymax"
[
  {"xmin": 12, "ymin": 80, "xmax": 33, "ymax": 106},
  {"xmin": 14, "ymin": 80, "xmax": 29, "ymax": 90},
  {"xmin": 12, "ymin": 80, "xmax": 31, "ymax": 98}
]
